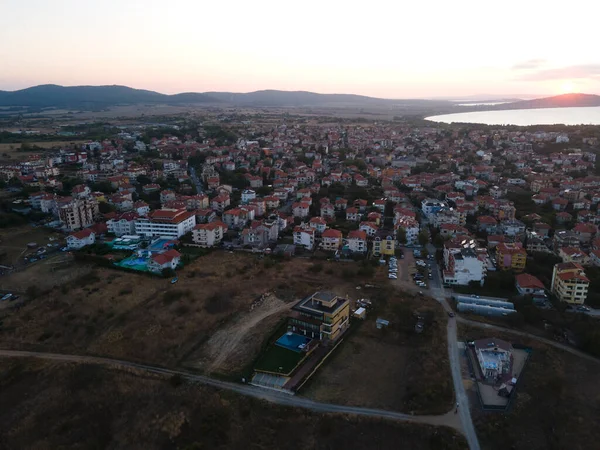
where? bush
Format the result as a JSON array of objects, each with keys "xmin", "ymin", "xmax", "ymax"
[
  {"xmin": 342, "ymin": 268, "xmax": 355, "ymax": 280},
  {"xmin": 205, "ymin": 291, "xmax": 233, "ymax": 314},
  {"xmin": 309, "ymin": 263, "xmax": 323, "ymax": 273}
]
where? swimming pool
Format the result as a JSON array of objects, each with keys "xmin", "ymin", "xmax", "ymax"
[
  {"xmin": 148, "ymin": 238, "xmax": 175, "ymax": 252},
  {"xmin": 275, "ymin": 332, "xmax": 311, "ymax": 353}
]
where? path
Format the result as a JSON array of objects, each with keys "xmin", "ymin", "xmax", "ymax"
[
  {"xmin": 0, "ymin": 348, "xmax": 463, "ymax": 431},
  {"xmin": 424, "ymin": 244, "xmax": 481, "ymax": 450},
  {"xmin": 200, "ymin": 295, "xmax": 294, "ymax": 373}
]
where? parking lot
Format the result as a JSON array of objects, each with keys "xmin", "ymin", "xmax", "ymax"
[{"xmin": 386, "ymin": 248, "xmax": 438, "ymax": 294}]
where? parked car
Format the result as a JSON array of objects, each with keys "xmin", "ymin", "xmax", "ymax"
[
  {"xmin": 171, "ymin": 277, "xmax": 178, "ymax": 284},
  {"xmin": 388, "ymin": 274, "xmax": 398, "ymax": 279}
]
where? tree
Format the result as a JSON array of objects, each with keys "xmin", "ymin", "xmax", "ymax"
[
  {"xmin": 418, "ymin": 230, "xmax": 430, "ymax": 247},
  {"xmin": 136, "ymin": 174, "xmax": 152, "ymax": 185},
  {"xmin": 397, "ymin": 227, "xmax": 407, "ymax": 245},
  {"xmin": 98, "ymin": 202, "xmax": 116, "ymax": 214},
  {"xmin": 433, "ymin": 234, "xmax": 445, "ymax": 248}
]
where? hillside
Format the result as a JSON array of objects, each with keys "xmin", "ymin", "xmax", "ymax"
[
  {"xmin": 0, "ymin": 84, "xmax": 218, "ymax": 109},
  {"xmin": 491, "ymin": 93, "xmax": 600, "ymax": 110},
  {"xmin": 0, "ymin": 84, "xmax": 453, "ymax": 110}
]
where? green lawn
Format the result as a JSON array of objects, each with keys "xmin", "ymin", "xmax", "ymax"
[{"xmin": 254, "ymin": 344, "xmax": 305, "ymax": 375}]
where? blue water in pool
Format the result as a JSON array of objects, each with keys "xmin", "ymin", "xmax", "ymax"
[{"xmin": 275, "ymin": 332, "xmax": 311, "ymax": 352}]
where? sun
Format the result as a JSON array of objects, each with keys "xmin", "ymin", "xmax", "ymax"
[{"xmin": 559, "ymin": 81, "xmax": 577, "ymax": 94}]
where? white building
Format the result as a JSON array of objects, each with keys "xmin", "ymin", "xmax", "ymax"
[
  {"xmin": 107, "ymin": 212, "xmax": 138, "ymax": 236},
  {"xmin": 147, "ymin": 249, "xmax": 181, "ymax": 273},
  {"xmin": 134, "ymin": 208, "xmax": 196, "ymax": 239},
  {"xmin": 421, "ymin": 198, "xmax": 448, "ymax": 219},
  {"xmin": 241, "ymin": 189, "xmax": 256, "ymax": 204},
  {"xmin": 394, "ymin": 216, "xmax": 419, "ymax": 245},
  {"xmin": 293, "ymin": 226, "xmax": 315, "ymax": 250},
  {"xmin": 66, "ymin": 229, "xmax": 96, "ymax": 249},
  {"xmin": 346, "ymin": 230, "xmax": 367, "ymax": 253},
  {"xmin": 192, "ymin": 222, "xmax": 227, "ymax": 248},
  {"xmin": 443, "ymin": 245, "xmax": 487, "ymax": 286}
]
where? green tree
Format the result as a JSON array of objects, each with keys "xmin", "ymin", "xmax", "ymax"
[
  {"xmin": 418, "ymin": 230, "xmax": 430, "ymax": 247},
  {"xmin": 433, "ymin": 234, "xmax": 445, "ymax": 248},
  {"xmin": 397, "ymin": 227, "xmax": 407, "ymax": 245}
]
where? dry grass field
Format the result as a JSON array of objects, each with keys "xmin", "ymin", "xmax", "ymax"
[
  {"xmin": 303, "ymin": 289, "xmax": 454, "ymax": 415},
  {"xmin": 0, "ymin": 252, "xmax": 380, "ymax": 369},
  {"xmin": 0, "ymin": 359, "xmax": 467, "ymax": 450},
  {"xmin": 458, "ymin": 323, "xmax": 600, "ymax": 450},
  {"xmin": 0, "ymin": 141, "xmax": 86, "ymax": 161}
]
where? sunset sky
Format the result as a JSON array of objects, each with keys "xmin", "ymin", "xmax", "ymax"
[{"xmin": 1, "ymin": 0, "xmax": 599, "ymax": 98}]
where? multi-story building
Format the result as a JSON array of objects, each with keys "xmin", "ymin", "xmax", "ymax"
[
  {"xmin": 241, "ymin": 189, "xmax": 256, "ymax": 204},
  {"xmin": 58, "ymin": 198, "xmax": 99, "ymax": 231},
  {"xmin": 372, "ymin": 230, "xmax": 395, "ymax": 257},
  {"xmin": 308, "ymin": 216, "xmax": 327, "ymax": 235},
  {"xmin": 192, "ymin": 221, "xmax": 227, "ymax": 248},
  {"xmin": 421, "ymin": 198, "xmax": 448, "ymax": 218},
  {"xmin": 496, "ymin": 242, "xmax": 527, "ymax": 271},
  {"xmin": 289, "ymin": 291, "xmax": 350, "ymax": 343},
  {"xmin": 345, "ymin": 230, "xmax": 367, "ymax": 253},
  {"xmin": 551, "ymin": 262, "xmax": 590, "ymax": 305},
  {"xmin": 321, "ymin": 229, "xmax": 342, "ymax": 251},
  {"xmin": 106, "ymin": 212, "xmax": 139, "ymax": 236},
  {"xmin": 443, "ymin": 238, "xmax": 487, "ymax": 286},
  {"xmin": 394, "ymin": 216, "xmax": 419, "ymax": 245},
  {"xmin": 558, "ymin": 247, "xmax": 590, "ymax": 266},
  {"xmin": 134, "ymin": 208, "xmax": 196, "ymax": 239},
  {"xmin": 293, "ymin": 226, "xmax": 315, "ymax": 250}
]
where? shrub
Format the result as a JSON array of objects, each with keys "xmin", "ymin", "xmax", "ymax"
[{"xmin": 308, "ymin": 263, "xmax": 323, "ymax": 273}]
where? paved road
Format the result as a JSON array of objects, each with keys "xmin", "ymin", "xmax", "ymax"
[
  {"xmin": 425, "ymin": 243, "xmax": 481, "ymax": 450},
  {"xmin": 0, "ymin": 349, "xmax": 462, "ymax": 431},
  {"xmin": 189, "ymin": 166, "xmax": 204, "ymax": 194}
]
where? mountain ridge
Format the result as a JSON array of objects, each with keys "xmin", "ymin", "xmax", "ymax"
[{"xmin": 0, "ymin": 85, "xmax": 599, "ymax": 111}]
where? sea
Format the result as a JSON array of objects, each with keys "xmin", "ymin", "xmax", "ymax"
[{"xmin": 425, "ymin": 106, "xmax": 600, "ymax": 126}]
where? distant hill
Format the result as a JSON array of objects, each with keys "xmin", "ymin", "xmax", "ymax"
[
  {"xmin": 492, "ymin": 93, "xmax": 600, "ymax": 110},
  {"xmin": 0, "ymin": 84, "xmax": 454, "ymax": 110},
  {"xmin": 0, "ymin": 84, "xmax": 218, "ymax": 109}
]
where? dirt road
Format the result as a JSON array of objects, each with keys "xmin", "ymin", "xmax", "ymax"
[{"xmin": 193, "ymin": 294, "xmax": 294, "ymax": 373}]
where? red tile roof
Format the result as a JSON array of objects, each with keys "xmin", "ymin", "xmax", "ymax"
[
  {"xmin": 515, "ymin": 273, "xmax": 545, "ymax": 290},
  {"xmin": 151, "ymin": 249, "xmax": 181, "ymax": 266}
]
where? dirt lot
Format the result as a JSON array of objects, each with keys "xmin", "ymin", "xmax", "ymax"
[
  {"xmin": 0, "ymin": 225, "xmax": 65, "ymax": 267},
  {"xmin": 0, "ymin": 359, "xmax": 467, "ymax": 450},
  {"xmin": 458, "ymin": 323, "xmax": 600, "ymax": 450},
  {"xmin": 303, "ymin": 288, "xmax": 454, "ymax": 415},
  {"xmin": 0, "ymin": 141, "xmax": 86, "ymax": 161},
  {"xmin": 0, "ymin": 252, "xmax": 380, "ymax": 369}
]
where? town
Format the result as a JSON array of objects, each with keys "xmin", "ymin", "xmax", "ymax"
[{"xmin": 1, "ymin": 112, "xmax": 600, "ymax": 450}]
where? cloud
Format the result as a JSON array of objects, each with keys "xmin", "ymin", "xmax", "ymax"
[
  {"xmin": 512, "ymin": 59, "xmax": 547, "ymax": 70},
  {"xmin": 515, "ymin": 64, "xmax": 600, "ymax": 81}
]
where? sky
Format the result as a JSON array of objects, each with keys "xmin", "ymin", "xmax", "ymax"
[{"xmin": 1, "ymin": 0, "xmax": 600, "ymax": 99}]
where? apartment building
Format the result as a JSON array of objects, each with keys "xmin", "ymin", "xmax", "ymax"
[
  {"xmin": 496, "ymin": 242, "xmax": 527, "ymax": 271},
  {"xmin": 551, "ymin": 262, "xmax": 590, "ymax": 305},
  {"xmin": 321, "ymin": 229, "xmax": 342, "ymax": 251},
  {"xmin": 134, "ymin": 208, "xmax": 196, "ymax": 239},
  {"xmin": 293, "ymin": 226, "xmax": 315, "ymax": 250},
  {"xmin": 192, "ymin": 221, "xmax": 227, "ymax": 248},
  {"xmin": 345, "ymin": 230, "xmax": 367, "ymax": 253},
  {"xmin": 106, "ymin": 212, "xmax": 139, "ymax": 236},
  {"xmin": 58, "ymin": 198, "xmax": 99, "ymax": 231},
  {"xmin": 372, "ymin": 230, "xmax": 395, "ymax": 257}
]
